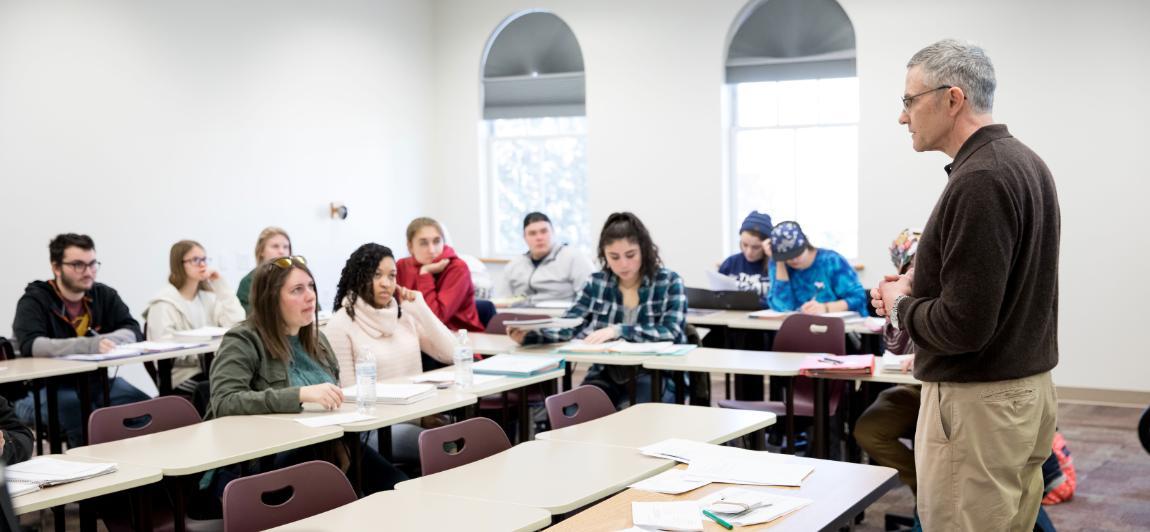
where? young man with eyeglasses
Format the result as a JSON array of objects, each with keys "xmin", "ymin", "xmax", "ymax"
[{"xmin": 11, "ymin": 233, "xmax": 150, "ymax": 447}]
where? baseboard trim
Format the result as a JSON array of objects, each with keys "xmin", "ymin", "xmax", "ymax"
[{"xmin": 1057, "ymin": 386, "xmax": 1150, "ymax": 408}]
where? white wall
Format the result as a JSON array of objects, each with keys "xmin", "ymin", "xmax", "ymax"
[
  {"xmin": 430, "ymin": 0, "xmax": 1150, "ymax": 392},
  {"xmin": 0, "ymin": 0, "xmax": 436, "ymax": 336}
]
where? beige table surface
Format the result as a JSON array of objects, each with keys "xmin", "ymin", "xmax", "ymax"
[
  {"xmin": 257, "ymin": 388, "xmax": 478, "ymax": 432},
  {"xmin": 396, "ymin": 439, "xmax": 675, "ymax": 514},
  {"xmin": 268, "ymin": 490, "xmax": 552, "ymax": 531},
  {"xmin": 469, "ymin": 333, "xmax": 655, "ymax": 366},
  {"xmin": 642, "ymin": 347, "xmax": 808, "ymax": 376},
  {"xmin": 535, "ymin": 403, "xmax": 776, "ymax": 448},
  {"xmin": 386, "ymin": 367, "xmax": 565, "ymax": 398},
  {"xmin": 11, "ymin": 455, "xmax": 163, "ymax": 514},
  {"xmin": 547, "ymin": 459, "xmax": 898, "ymax": 531},
  {"xmin": 93, "ymin": 341, "xmax": 220, "ymax": 368},
  {"xmin": 65, "ymin": 416, "xmax": 343, "ymax": 476},
  {"xmin": 687, "ymin": 310, "xmax": 880, "ymax": 335},
  {"xmin": 0, "ymin": 357, "xmax": 97, "ymax": 383}
]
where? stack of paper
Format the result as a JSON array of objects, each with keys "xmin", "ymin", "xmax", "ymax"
[
  {"xmin": 294, "ymin": 412, "xmax": 374, "ymax": 427},
  {"xmin": 532, "ymin": 300, "xmax": 574, "ymax": 309},
  {"xmin": 639, "ymin": 439, "xmax": 814, "ymax": 487},
  {"xmin": 881, "ymin": 351, "xmax": 914, "ymax": 372},
  {"xmin": 472, "ymin": 354, "xmax": 564, "ymax": 377},
  {"xmin": 698, "ymin": 487, "xmax": 814, "ymax": 526},
  {"xmin": 341, "ymin": 383, "xmax": 437, "ymax": 405},
  {"xmin": 639, "ymin": 438, "xmax": 724, "ymax": 463},
  {"xmin": 705, "ymin": 270, "xmax": 741, "ymax": 291},
  {"xmin": 627, "ymin": 469, "xmax": 711, "ymax": 495},
  {"xmin": 5, "ymin": 457, "xmax": 117, "ymax": 488},
  {"xmin": 7, "ymin": 481, "xmax": 41, "ymax": 497},
  {"xmin": 799, "ymin": 354, "xmax": 874, "ymax": 377},
  {"xmin": 173, "ymin": 326, "xmax": 229, "ymax": 341},
  {"xmin": 501, "ymin": 317, "xmax": 584, "ymax": 331},
  {"xmin": 556, "ymin": 341, "xmax": 695, "ymax": 356},
  {"xmin": 411, "ymin": 372, "xmax": 501, "ymax": 388},
  {"xmin": 632, "ymin": 501, "xmax": 703, "ymax": 531},
  {"xmin": 747, "ymin": 309, "xmax": 794, "ymax": 320},
  {"xmin": 62, "ymin": 341, "xmax": 204, "ymax": 362}
]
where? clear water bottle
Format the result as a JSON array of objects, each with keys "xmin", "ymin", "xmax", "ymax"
[
  {"xmin": 355, "ymin": 349, "xmax": 377, "ymax": 413},
  {"xmin": 454, "ymin": 330, "xmax": 474, "ymax": 388}
]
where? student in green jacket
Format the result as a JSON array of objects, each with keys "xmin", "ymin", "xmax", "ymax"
[{"xmin": 208, "ymin": 255, "xmax": 406, "ymax": 493}]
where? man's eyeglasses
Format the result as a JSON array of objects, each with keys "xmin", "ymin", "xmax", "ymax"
[
  {"xmin": 60, "ymin": 260, "xmax": 101, "ymax": 273},
  {"xmin": 183, "ymin": 257, "xmax": 212, "ymax": 266},
  {"xmin": 270, "ymin": 256, "xmax": 308, "ymax": 269},
  {"xmin": 901, "ymin": 85, "xmax": 952, "ymax": 112}
]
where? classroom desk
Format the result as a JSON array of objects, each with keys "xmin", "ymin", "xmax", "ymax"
[
  {"xmin": 686, "ymin": 310, "xmax": 881, "ymax": 335},
  {"xmin": 94, "ymin": 341, "xmax": 220, "ymax": 398},
  {"xmin": 396, "ymin": 439, "xmax": 675, "ymax": 515},
  {"xmin": 0, "ymin": 357, "xmax": 98, "ymax": 454},
  {"xmin": 12, "ymin": 455, "xmax": 163, "ymax": 532},
  {"xmin": 535, "ymin": 403, "xmax": 776, "ymax": 449},
  {"xmin": 66, "ymin": 416, "xmax": 343, "ymax": 532},
  {"xmin": 497, "ymin": 306, "xmax": 568, "ymax": 317},
  {"xmin": 268, "ymin": 490, "xmax": 553, "ymax": 532},
  {"xmin": 546, "ymin": 459, "xmax": 899, "ymax": 532}
]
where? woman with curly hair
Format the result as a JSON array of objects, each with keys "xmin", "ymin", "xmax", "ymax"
[{"xmin": 325, "ymin": 243, "xmax": 457, "ymax": 387}]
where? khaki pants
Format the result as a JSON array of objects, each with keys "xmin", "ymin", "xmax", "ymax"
[
  {"xmin": 916, "ymin": 372, "xmax": 1057, "ymax": 532},
  {"xmin": 854, "ymin": 384, "xmax": 921, "ymax": 493}
]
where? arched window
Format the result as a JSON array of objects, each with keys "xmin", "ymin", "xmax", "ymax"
[
  {"xmin": 726, "ymin": 0, "xmax": 858, "ymax": 258},
  {"xmin": 481, "ymin": 11, "xmax": 589, "ymax": 256}
]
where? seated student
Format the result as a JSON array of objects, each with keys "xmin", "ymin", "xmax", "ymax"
[
  {"xmin": 11, "ymin": 233, "xmax": 150, "ymax": 447},
  {"xmin": 207, "ymin": 256, "xmax": 406, "ymax": 493},
  {"xmin": 143, "ymin": 240, "xmax": 245, "ymax": 341},
  {"xmin": 0, "ymin": 397, "xmax": 34, "ymax": 464},
  {"xmin": 326, "ymin": 243, "xmax": 456, "ymax": 384},
  {"xmin": 508, "ymin": 212, "xmax": 687, "ymax": 407},
  {"xmin": 494, "ymin": 212, "xmax": 595, "ymax": 305},
  {"xmin": 717, "ymin": 210, "xmax": 773, "ymax": 303},
  {"xmin": 236, "ymin": 227, "xmax": 292, "ymax": 316},
  {"xmin": 767, "ymin": 221, "xmax": 867, "ymax": 315},
  {"xmin": 395, "ymin": 217, "xmax": 484, "ymax": 332}
]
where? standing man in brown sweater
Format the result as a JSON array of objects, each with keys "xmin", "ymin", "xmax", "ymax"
[{"xmin": 872, "ymin": 39, "xmax": 1060, "ymax": 531}]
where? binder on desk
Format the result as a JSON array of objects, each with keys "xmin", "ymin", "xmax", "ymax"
[
  {"xmin": 5, "ymin": 457, "xmax": 117, "ymax": 491},
  {"xmin": 798, "ymin": 354, "xmax": 874, "ymax": 376},
  {"xmin": 472, "ymin": 354, "xmax": 564, "ymax": 377}
]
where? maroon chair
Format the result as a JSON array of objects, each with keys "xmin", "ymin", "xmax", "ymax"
[
  {"xmin": 484, "ymin": 313, "xmax": 550, "ymax": 335},
  {"xmin": 418, "ymin": 417, "xmax": 511, "ymax": 476},
  {"xmin": 545, "ymin": 385, "xmax": 616, "ymax": 430},
  {"xmin": 718, "ymin": 314, "xmax": 849, "ymax": 446},
  {"xmin": 222, "ymin": 460, "xmax": 355, "ymax": 532},
  {"xmin": 88, "ymin": 395, "xmax": 201, "ymax": 444}
]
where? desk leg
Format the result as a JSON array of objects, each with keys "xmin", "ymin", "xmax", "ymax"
[
  {"xmin": 99, "ymin": 368, "xmax": 111, "ymax": 407},
  {"xmin": 135, "ymin": 486, "xmax": 154, "ymax": 532},
  {"xmin": 627, "ymin": 367, "xmax": 638, "ymax": 406},
  {"xmin": 170, "ymin": 477, "xmax": 186, "ymax": 532},
  {"xmin": 724, "ymin": 374, "xmax": 731, "ymax": 400},
  {"xmin": 785, "ymin": 377, "xmax": 796, "ymax": 455},
  {"xmin": 518, "ymin": 384, "xmax": 531, "ymax": 443},
  {"xmin": 46, "ymin": 378, "xmax": 62, "ymax": 455},
  {"xmin": 157, "ymin": 358, "xmax": 174, "ymax": 395},
  {"xmin": 562, "ymin": 363, "xmax": 573, "ymax": 392},
  {"xmin": 344, "ymin": 432, "xmax": 364, "ymax": 496},
  {"xmin": 378, "ymin": 426, "xmax": 393, "ymax": 462},
  {"xmin": 79, "ymin": 500, "xmax": 97, "ymax": 532},
  {"xmin": 813, "ymin": 378, "xmax": 828, "ymax": 459},
  {"xmin": 651, "ymin": 370, "xmax": 662, "ymax": 403},
  {"xmin": 673, "ymin": 371, "xmax": 685, "ymax": 405},
  {"xmin": 77, "ymin": 373, "xmax": 92, "ymax": 446},
  {"xmin": 51, "ymin": 506, "xmax": 65, "ymax": 532},
  {"xmin": 33, "ymin": 386, "xmax": 44, "ymax": 455}
]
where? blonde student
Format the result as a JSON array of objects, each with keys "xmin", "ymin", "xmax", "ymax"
[
  {"xmin": 143, "ymin": 240, "xmax": 245, "ymax": 341},
  {"xmin": 236, "ymin": 226, "xmax": 292, "ymax": 315}
]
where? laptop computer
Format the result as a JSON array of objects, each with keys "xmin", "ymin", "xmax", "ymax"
[{"xmin": 685, "ymin": 287, "xmax": 763, "ymax": 311}]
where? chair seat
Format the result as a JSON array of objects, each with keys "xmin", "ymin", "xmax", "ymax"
[{"xmin": 717, "ymin": 398, "xmax": 816, "ymax": 418}]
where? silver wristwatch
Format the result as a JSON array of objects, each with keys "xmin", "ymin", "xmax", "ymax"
[{"xmin": 890, "ymin": 294, "xmax": 910, "ymax": 330}]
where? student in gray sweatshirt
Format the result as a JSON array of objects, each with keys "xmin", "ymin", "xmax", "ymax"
[{"xmin": 495, "ymin": 212, "xmax": 595, "ymax": 306}]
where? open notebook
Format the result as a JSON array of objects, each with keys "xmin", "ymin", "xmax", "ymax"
[
  {"xmin": 5, "ymin": 457, "xmax": 118, "ymax": 497},
  {"xmin": 472, "ymin": 354, "xmax": 564, "ymax": 377}
]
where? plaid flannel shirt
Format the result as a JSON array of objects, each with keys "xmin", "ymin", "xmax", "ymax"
[{"xmin": 524, "ymin": 268, "xmax": 687, "ymax": 344}]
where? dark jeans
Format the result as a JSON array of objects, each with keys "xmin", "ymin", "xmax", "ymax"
[
  {"xmin": 15, "ymin": 376, "xmax": 150, "ymax": 448},
  {"xmin": 582, "ymin": 364, "xmax": 677, "ymax": 409}
]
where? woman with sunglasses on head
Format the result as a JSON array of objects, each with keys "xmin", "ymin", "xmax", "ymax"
[
  {"xmin": 236, "ymin": 226, "xmax": 292, "ymax": 316},
  {"xmin": 395, "ymin": 217, "xmax": 484, "ymax": 332},
  {"xmin": 509, "ymin": 212, "xmax": 687, "ymax": 407},
  {"xmin": 143, "ymin": 240, "xmax": 245, "ymax": 341},
  {"xmin": 208, "ymin": 256, "xmax": 407, "ymax": 493}
]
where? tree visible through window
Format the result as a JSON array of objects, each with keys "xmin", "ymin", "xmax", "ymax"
[{"xmin": 487, "ymin": 116, "xmax": 590, "ymax": 256}]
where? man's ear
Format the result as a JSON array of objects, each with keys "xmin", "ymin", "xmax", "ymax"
[{"xmin": 947, "ymin": 86, "xmax": 967, "ymax": 117}]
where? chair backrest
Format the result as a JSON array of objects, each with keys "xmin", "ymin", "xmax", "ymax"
[
  {"xmin": 545, "ymin": 385, "xmax": 616, "ymax": 430},
  {"xmin": 774, "ymin": 314, "xmax": 847, "ymax": 356},
  {"xmin": 418, "ymin": 417, "xmax": 511, "ymax": 476},
  {"xmin": 485, "ymin": 313, "xmax": 550, "ymax": 335},
  {"xmin": 222, "ymin": 460, "xmax": 355, "ymax": 532},
  {"xmin": 87, "ymin": 396, "xmax": 201, "ymax": 444}
]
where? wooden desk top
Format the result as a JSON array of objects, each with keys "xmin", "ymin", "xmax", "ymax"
[
  {"xmin": 65, "ymin": 416, "xmax": 343, "ymax": 476},
  {"xmin": 536, "ymin": 403, "xmax": 775, "ymax": 449},
  {"xmin": 12, "ymin": 456, "xmax": 162, "ymax": 515},
  {"xmin": 268, "ymin": 490, "xmax": 552, "ymax": 531},
  {"xmin": 547, "ymin": 458, "xmax": 898, "ymax": 531},
  {"xmin": 642, "ymin": 348, "xmax": 808, "ymax": 376},
  {"xmin": 396, "ymin": 440, "xmax": 675, "ymax": 514},
  {"xmin": 258, "ymin": 389, "xmax": 478, "ymax": 432},
  {"xmin": 0, "ymin": 358, "xmax": 96, "ymax": 384}
]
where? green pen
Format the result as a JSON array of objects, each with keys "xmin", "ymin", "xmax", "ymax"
[{"xmin": 703, "ymin": 509, "xmax": 734, "ymax": 530}]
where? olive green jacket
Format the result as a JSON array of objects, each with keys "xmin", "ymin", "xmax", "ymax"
[{"xmin": 207, "ymin": 322, "xmax": 340, "ymax": 419}]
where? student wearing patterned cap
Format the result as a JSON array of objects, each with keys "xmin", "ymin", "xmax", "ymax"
[
  {"xmin": 717, "ymin": 211, "xmax": 773, "ymax": 304},
  {"xmin": 766, "ymin": 221, "xmax": 867, "ymax": 315}
]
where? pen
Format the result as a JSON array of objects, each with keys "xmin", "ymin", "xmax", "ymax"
[
  {"xmin": 703, "ymin": 509, "xmax": 734, "ymax": 530},
  {"xmin": 820, "ymin": 356, "xmax": 843, "ymax": 365}
]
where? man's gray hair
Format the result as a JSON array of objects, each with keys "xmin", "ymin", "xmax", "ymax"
[{"xmin": 907, "ymin": 39, "xmax": 996, "ymax": 114}]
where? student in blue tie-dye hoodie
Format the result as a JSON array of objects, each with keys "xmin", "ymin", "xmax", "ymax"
[{"xmin": 767, "ymin": 221, "xmax": 867, "ymax": 315}]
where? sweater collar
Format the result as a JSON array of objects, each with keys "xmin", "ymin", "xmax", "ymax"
[
  {"xmin": 345, "ymin": 295, "xmax": 398, "ymax": 338},
  {"xmin": 945, "ymin": 124, "xmax": 1012, "ymax": 177}
]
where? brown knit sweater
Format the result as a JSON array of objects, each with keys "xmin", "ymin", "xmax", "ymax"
[{"xmin": 898, "ymin": 124, "xmax": 1060, "ymax": 383}]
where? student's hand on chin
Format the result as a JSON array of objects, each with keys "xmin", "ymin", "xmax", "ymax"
[
  {"xmin": 583, "ymin": 326, "xmax": 619, "ymax": 344},
  {"xmin": 421, "ymin": 259, "xmax": 450, "ymax": 275}
]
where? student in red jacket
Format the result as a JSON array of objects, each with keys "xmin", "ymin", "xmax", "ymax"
[{"xmin": 395, "ymin": 217, "xmax": 484, "ymax": 332}]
